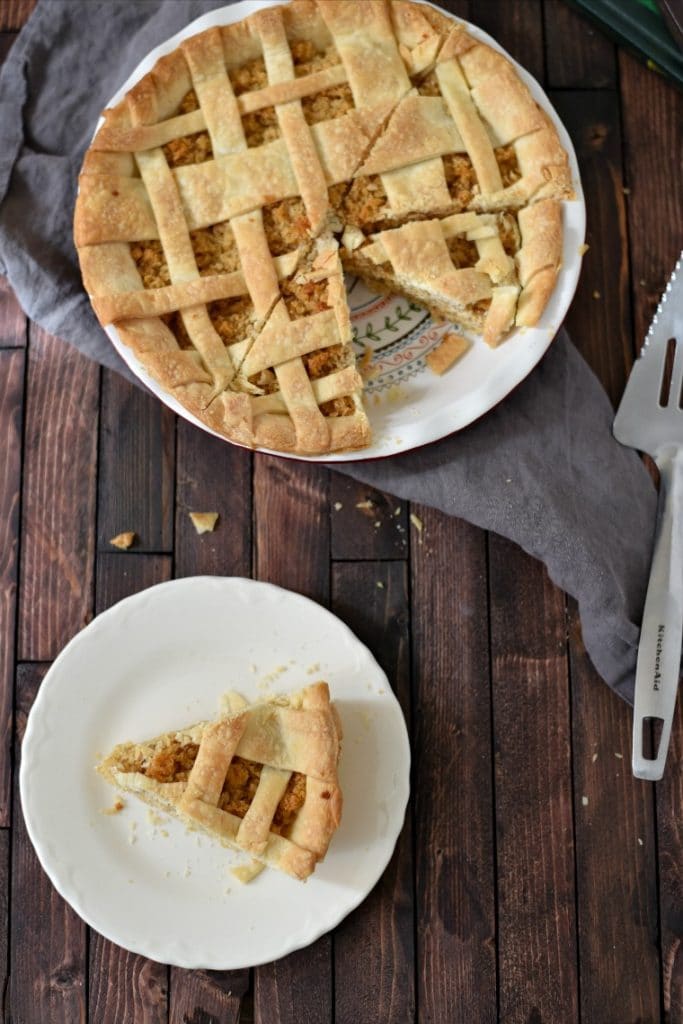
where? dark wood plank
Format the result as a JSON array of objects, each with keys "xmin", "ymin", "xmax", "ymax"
[
  {"xmin": 410, "ymin": 509, "xmax": 496, "ymax": 1024},
  {"xmin": 89, "ymin": 552, "xmax": 172, "ymax": 1024},
  {"xmin": 18, "ymin": 326, "xmax": 99, "ymax": 660},
  {"xmin": 0, "ymin": 350, "xmax": 24, "ymax": 827},
  {"xmin": 9, "ymin": 663, "xmax": 87, "ymax": 1024},
  {"xmin": 169, "ymin": 431, "xmax": 252, "ymax": 1024},
  {"xmin": 252, "ymin": 454, "xmax": 329, "ymax": 604},
  {"xmin": 174, "ymin": 421, "xmax": 252, "ymax": 578},
  {"xmin": 0, "ymin": 830, "xmax": 10, "ymax": 1011},
  {"xmin": 617, "ymin": 50, "xmax": 683, "ymax": 1020},
  {"xmin": 471, "ymin": 0, "xmax": 544, "ymax": 84},
  {"xmin": 254, "ymin": 943, "xmax": 331, "ymax": 1024},
  {"xmin": 170, "ymin": 969, "xmax": 249, "ymax": 1024},
  {"xmin": 658, "ymin": 706, "xmax": 683, "ymax": 1023},
  {"xmin": 568, "ymin": 603, "xmax": 661, "ymax": 1024},
  {"xmin": 252, "ymin": 452, "xmax": 332, "ymax": 1024},
  {"xmin": 489, "ymin": 538, "xmax": 578, "ymax": 1024},
  {"xmin": 619, "ymin": 48, "xmax": 683, "ymax": 351},
  {"xmin": 0, "ymin": 278, "xmax": 26, "ymax": 347},
  {"xmin": 0, "ymin": 0, "xmax": 36, "ymax": 31},
  {"xmin": 544, "ymin": 1, "xmax": 616, "ymax": 88},
  {"xmin": 330, "ymin": 476, "xmax": 408, "ymax": 560},
  {"xmin": 95, "ymin": 553, "xmax": 172, "ymax": 614},
  {"xmin": 552, "ymin": 90, "xmax": 632, "ymax": 405},
  {"xmin": 332, "ymin": 561, "xmax": 414, "ymax": 1024},
  {"xmin": 97, "ymin": 370, "xmax": 175, "ymax": 554}
]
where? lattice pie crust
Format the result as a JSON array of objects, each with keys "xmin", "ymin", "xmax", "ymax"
[
  {"xmin": 97, "ymin": 682, "xmax": 343, "ymax": 881},
  {"xmin": 74, "ymin": 0, "xmax": 573, "ymax": 455}
]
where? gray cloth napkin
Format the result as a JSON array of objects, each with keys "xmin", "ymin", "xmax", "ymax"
[{"xmin": 0, "ymin": 0, "xmax": 657, "ymax": 703}]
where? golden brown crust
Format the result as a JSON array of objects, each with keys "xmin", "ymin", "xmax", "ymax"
[
  {"xmin": 75, "ymin": 0, "xmax": 574, "ymax": 453},
  {"xmin": 97, "ymin": 682, "xmax": 342, "ymax": 881}
]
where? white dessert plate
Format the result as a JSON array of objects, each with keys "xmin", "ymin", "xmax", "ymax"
[
  {"xmin": 20, "ymin": 576, "xmax": 410, "ymax": 969},
  {"xmin": 98, "ymin": 0, "xmax": 586, "ymax": 461}
]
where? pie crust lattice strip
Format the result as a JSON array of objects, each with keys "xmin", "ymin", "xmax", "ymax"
[
  {"xmin": 97, "ymin": 682, "xmax": 343, "ymax": 881},
  {"xmin": 74, "ymin": 0, "xmax": 574, "ymax": 456}
]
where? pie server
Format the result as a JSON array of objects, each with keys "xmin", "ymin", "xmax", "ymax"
[{"xmin": 613, "ymin": 251, "xmax": 683, "ymax": 780}]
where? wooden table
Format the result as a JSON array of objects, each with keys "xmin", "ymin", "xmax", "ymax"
[{"xmin": 1, "ymin": 1, "xmax": 682, "ymax": 1021}]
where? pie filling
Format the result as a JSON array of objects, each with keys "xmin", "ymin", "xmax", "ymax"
[
  {"xmin": 78, "ymin": 4, "xmax": 572, "ymax": 454},
  {"xmin": 117, "ymin": 738, "xmax": 307, "ymax": 838}
]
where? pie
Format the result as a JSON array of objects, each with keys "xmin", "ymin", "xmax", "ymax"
[
  {"xmin": 74, "ymin": 0, "xmax": 573, "ymax": 455},
  {"xmin": 97, "ymin": 682, "xmax": 343, "ymax": 880}
]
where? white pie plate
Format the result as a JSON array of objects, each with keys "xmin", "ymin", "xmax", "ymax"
[
  {"xmin": 20, "ymin": 577, "xmax": 410, "ymax": 969},
  {"xmin": 99, "ymin": 0, "xmax": 586, "ymax": 461}
]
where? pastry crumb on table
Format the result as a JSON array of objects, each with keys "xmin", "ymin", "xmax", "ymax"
[
  {"xmin": 109, "ymin": 531, "xmax": 135, "ymax": 550},
  {"xmin": 189, "ymin": 512, "xmax": 219, "ymax": 534},
  {"xmin": 426, "ymin": 332, "xmax": 471, "ymax": 375}
]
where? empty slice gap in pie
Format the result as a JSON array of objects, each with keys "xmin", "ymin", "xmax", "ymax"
[
  {"xmin": 74, "ymin": 0, "xmax": 574, "ymax": 455},
  {"xmin": 97, "ymin": 682, "xmax": 343, "ymax": 881}
]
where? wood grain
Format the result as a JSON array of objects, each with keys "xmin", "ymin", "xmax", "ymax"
[
  {"xmin": 330, "ymin": 476, "xmax": 408, "ymax": 560},
  {"xmin": 253, "ymin": 453, "xmax": 329, "ymax": 604},
  {"xmin": 18, "ymin": 327, "xmax": 99, "ymax": 660},
  {"xmin": 97, "ymin": 370, "xmax": 175, "ymax": 553},
  {"xmin": 10, "ymin": 664, "xmax": 87, "ymax": 1024},
  {"xmin": 657, "ymin": 707, "xmax": 683, "ymax": 1023},
  {"xmin": 0, "ymin": 830, "xmax": 9, "ymax": 1013},
  {"xmin": 472, "ymin": 0, "xmax": 544, "ymax": 83},
  {"xmin": 543, "ymin": 1, "xmax": 616, "ymax": 88},
  {"xmin": 568, "ymin": 603, "xmax": 661, "ymax": 1024},
  {"xmin": 0, "ymin": 277, "xmax": 26, "ymax": 347},
  {"xmin": 488, "ymin": 537, "xmax": 578, "ymax": 1024},
  {"xmin": 552, "ymin": 90, "xmax": 632, "ymax": 404},
  {"xmin": 0, "ymin": 350, "xmax": 24, "ymax": 826},
  {"xmin": 252, "ymin": 451, "xmax": 332, "ymax": 1023},
  {"xmin": 613, "ymin": 51, "xmax": 683, "ymax": 1021},
  {"xmin": 619, "ymin": 48, "xmax": 683, "ymax": 350},
  {"xmin": 0, "ymin": 0, "xmax": 37, "ymax": 31},
  {"xmin": 88, "ymin": 552, "xmax": 172, "ymax": 1024},
  {"xmin": 411, "ymin": 508, "xmax": 497, "ymax": 1024},
  {"xmin": 170, "ymin": 969, "xmax": 249, "ymax": 1024},
  {"xmin": 174, "ymin": 420, "xmax": 252, "ymax": 579},
  {"xmin": 332, "ymin": 561, "xmax": 414, "ymax": 1024}
]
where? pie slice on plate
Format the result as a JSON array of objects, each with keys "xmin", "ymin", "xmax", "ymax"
[
  {"xmin": 97, "ymin": 682, "xmax": 343, "ymax": 880},
  {"xmin": 74, "ymin": 0, "xmax": 574, "ymax": 455}
]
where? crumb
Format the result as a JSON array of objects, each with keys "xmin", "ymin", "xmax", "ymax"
[
  {"xmin": 622, "ymin": 186, "xmax": 630, "ymax": 195},
  {"xmin": 358, "ymin": 345, "xmax": 376, "ymax": 380},
  {"xmin": 592, "ymin": 290, "xmax": 601, "ymax": 300},
  {"xmin": 184, "ymin": 865, "xmax": 192, "ymax": 878},
  {"xmin": 164, "ymin": 870, "xmax": 171, "ymax": 878},
  {"xmin": 334, "ymin": 502, "xmax": 343, "ymax": 511},
  {"xmin": 505, "ymin": 478, "xmax": 512, "ymax": 484},
  {"xmin": 376, "ymin": 581, "xmax": 385, "ymax": 589},
  {"xmin": 614, "ymin": 752, "xmax": 623, "ymax": 759},
  {"xmin": 374, "ymin": 521, "xmax": 381, "ymax": 528},
  {"xmin": 160, "ymin": 829, "xmax": 169, "ymax": 838},
  {"xmin": 410, "ymin": 513, "xmax": 424, "ymax": 535},
  {"xmin": 189, "ymin": 511, "xmax": 219, "ymax": 534},
  {"xmin": 378, "ymin": 687, "xmax": 385, "ymax": 694},
  {"xmin": 639, "ymin": 279, "xmax": 646, "ymax": 287},
  {"xmin": 581, "ymin": 795, "xmax": 589, "ymax": 806},
  {"xmin": 128, "ymin": 879, "xmax": 135, "ymax": 884},
  {"xmin": 231, "ymin": 860, "xmax": 266, "ymax": 884},
  {"xmin": 306, "ymin": 662, "xmax": 321, "ymax": 675},
  {"xmin": 394, "ymin": 507, "xmax": 401, "ymax": 516},
  {"xmin": 250, "ymin": 664, "xmax": 258, "ymax": 673},
  {"xmin": 100, "ymin": 798, "xmax": 125, "ymax": 815},
  {"xmin": 426, "ymin": 332, "xmax": 470, "ymax": 375},
  {"xmin": 578, "ymin": 243, "xmax": 589, "ymax": 256},
  {"xmin": 356, "ymin": 499, "xmax": 375, "ymax": 511},
  {"xmin": 637, "ymin": 837, "xmax": 643, "ymax": 846},
  {"xmin": 591, "ymin": 752, "xmax": 598, "ymax": 763},
  {"xmin": 387, "ymin": 385, "xmax": 406, "ymax": 403},
  {"xmin": 146, "ymin": 809, "xmax": 166, "ymax": 827},
  {"xmin": 110, "ymin": 532, "xmax": 135, "ymax": 550}
]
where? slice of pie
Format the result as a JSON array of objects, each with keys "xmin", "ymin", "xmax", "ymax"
[
  {"xmin": 97, "ymin": 682, "xmax": 343, "ymax": 881},
  {"xmin": 74, "ymin": 0, "xmax": 574, "ymax": 455}
]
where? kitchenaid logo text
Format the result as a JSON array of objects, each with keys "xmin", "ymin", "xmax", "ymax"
[{"xmin": 654, "ymin": 624, "xmax": 665, "ymax": 691}]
